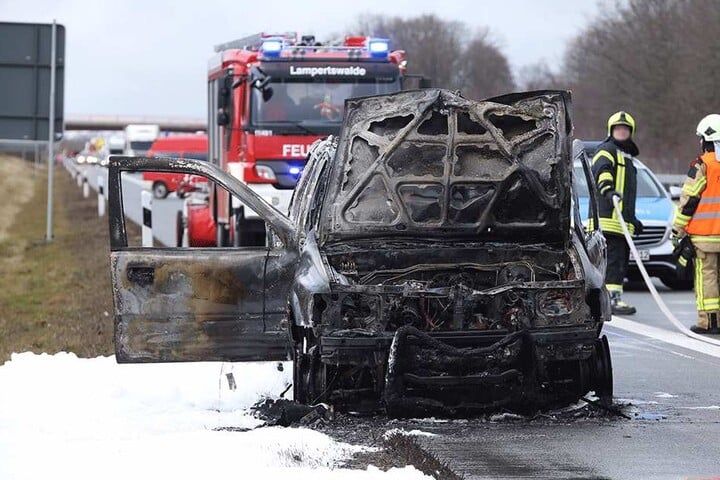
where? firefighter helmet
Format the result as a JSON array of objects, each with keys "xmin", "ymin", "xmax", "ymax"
[
  {"xmin": 696, "ymin": 114, "xmax": 720, "ymax": 142},
  {"xmin": 607, "ymin": 111, "xmax": 636, "ymax": 136}
]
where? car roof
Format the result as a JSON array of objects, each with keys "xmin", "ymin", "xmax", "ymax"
[{"xmin": 149, "ymin": 135, "xmax": 208, "ymax": 151}]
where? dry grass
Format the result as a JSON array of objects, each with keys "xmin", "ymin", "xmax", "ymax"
[{"xmin": 0, "ymin": 158, "xmax": 116, "ymax": 364}]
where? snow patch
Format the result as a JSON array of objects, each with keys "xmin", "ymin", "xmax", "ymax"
[
  {"xmin": 0, "ymin": 353, "xmax": 429, "ymax": 479},
  {"xmin": 383, "ymin": 428, "xmax": 437, "ymax": 440},
  {"xmin": 653, "ymin": 392, "xmax": 678, "ymax": 399},
  {"xmin": 617, "ymin": 398, "xmax": 660, "ymax": 405}
]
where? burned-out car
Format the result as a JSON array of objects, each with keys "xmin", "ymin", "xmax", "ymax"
[{"xmin": 108, "ymin": 88, "xmax": 613, "ymax": 416}]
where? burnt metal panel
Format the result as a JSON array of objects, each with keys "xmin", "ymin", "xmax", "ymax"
[
  {"xmin": 112, "ymin": 250, "xmax": 289, "ymax": 362},
  {"xmin": 319, "ymin": 88, "xmax": 572, "ymax": 245}
]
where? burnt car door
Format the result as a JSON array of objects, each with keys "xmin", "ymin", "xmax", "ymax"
[{"xmin": 107, "ymin": 156, "xmax": 297, "ymax": 363}]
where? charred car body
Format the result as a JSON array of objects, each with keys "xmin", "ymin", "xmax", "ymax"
[{"xmin": 108, "ymin": 89, "xmax": 613, "ymax": 416}]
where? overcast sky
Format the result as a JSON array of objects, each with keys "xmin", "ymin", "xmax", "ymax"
[{"xmin": 3, "ymin": 0, "xmax": 600, "ymax": 118}]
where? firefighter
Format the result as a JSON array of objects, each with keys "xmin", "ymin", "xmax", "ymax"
[
  {"xmin": 672, "ymin": 114, "xmax": 720, "ymax": 334},
  {"xmin": 591, "ymin": 111, "xmax": 643, "ymax": 315}
]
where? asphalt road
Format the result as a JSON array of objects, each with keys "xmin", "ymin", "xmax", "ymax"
[{"xmin": 376, "ymin": 283, "xmax": 720, "ymax": 479}]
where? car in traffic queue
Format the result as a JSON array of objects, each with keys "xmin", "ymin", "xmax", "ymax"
[
  {"xmin": 576, "ymin": 141, "xmax": 690, "ymax": 290},
  {"xmin": 143, "ymin": 134, "xmax": 209, "ymax": 199}
]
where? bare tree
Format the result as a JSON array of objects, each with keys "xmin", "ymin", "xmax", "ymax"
[
  {"xmin": 517, "ymin": 61, "xmax": 563, "ymax": 91},
  {"xmin": 355, "ymin": 14, "xmax": 514, "ymax": 99},
  {"xmin": 460, "ymin": 31, "xmax": 515, "ymax": 99},
  {"xmin": 559, "ymin": 0, "xmax": 718, "ymax": 171}
]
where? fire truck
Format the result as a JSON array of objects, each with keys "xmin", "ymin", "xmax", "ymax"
[{"xmin": 180, "ymin": 32, "xmax": 424, "ymax": 247}]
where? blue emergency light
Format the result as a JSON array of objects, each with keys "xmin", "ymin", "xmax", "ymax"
[
  {"xmin": 368, "ymin": 38, "xmax": 390, "ymax": 58},
  {"xmin": 262, "ymin": 38, "xmax": 283, "ymax": 57},
  {"xmin": 289, "ymin": 166, "xmax": 302, "ymax": 176}
]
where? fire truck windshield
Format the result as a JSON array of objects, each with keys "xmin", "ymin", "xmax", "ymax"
[{"xmin": 251, "ymin": 79, "xmax": 400, "ymax": 126}]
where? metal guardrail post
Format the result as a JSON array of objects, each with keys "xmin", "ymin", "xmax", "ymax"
[
  {"xmin": 141, "ymin": 190, "xmax": 153, "ymax": 247},
  {"xmin": 98, "ymin": 175, "xmax": 105, "ymax": 217}
]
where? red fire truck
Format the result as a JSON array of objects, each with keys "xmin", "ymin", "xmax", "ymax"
[{"xmin": 180, "ymin": 32, "xmax": 423, "ymax": 247}]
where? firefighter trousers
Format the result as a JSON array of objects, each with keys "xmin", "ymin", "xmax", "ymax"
[
  {"xmin": 694, "ymin": 248, "xmax": 720, "ymax": 330},
  {"xmin": 605, "ymin": 233, "xmax": 629, "ymax": 295}
]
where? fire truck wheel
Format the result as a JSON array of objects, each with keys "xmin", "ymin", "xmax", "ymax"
[{"xmin": 152, "ymin": 181, "xmax": 169, "ymax": 199}]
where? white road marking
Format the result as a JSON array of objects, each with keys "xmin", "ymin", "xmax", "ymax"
[
  {"xmin": 669, "ymin": 350, "xmax": 694, "ymax": 360},
  {"xmin": 664, "ymin": 299, "xmax": 696, "ymax": 305},
  {"xmin": 608, "ymin": 316, "xmax": 720, "ymax": 359}
]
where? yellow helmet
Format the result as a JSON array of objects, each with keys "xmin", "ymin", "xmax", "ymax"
[{"xmin": 607, "ymin": 111, "xmax": 636, "ymax": 137}]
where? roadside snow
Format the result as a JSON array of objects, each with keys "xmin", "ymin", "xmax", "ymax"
[{"xmin": 0, "ymin": 352, "xmax": 429, "ymax": 480}]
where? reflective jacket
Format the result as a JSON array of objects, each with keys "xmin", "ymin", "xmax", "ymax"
[
  {"xmin": 590, "ymin": 139, "xmax": 638, "ymax": 236},
  {"xmin": 676, "ymin": 152, "xmax": 720, "ymax": 239}
]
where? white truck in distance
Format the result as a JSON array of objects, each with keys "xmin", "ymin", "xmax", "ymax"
[{"xmin": 124, "ymin": 124, "xmax": 160, "ymax": 156}]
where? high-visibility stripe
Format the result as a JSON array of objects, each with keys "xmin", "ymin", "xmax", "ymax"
[
  {"xmin": 606, "ymin": 283, "xmax": 623, "ymax": 293},
  {"xmin": 598, "ymin": 172, "xmax": 614, "ymax": 184},
  {"xmin": 695, "ymin": 256, "xmax": 704, "ymax": 311},
  {"xmin": 678, "ymin": 256, "xmax": 688, "ymax": 267},
  {"xmin": 613, "ymin": 151, "xmax": 626, "ymax": 220},
  {"xmin": 690, "ymin": 211, "xmax": 720, "ymax": 220},
  {"xmin": 683, "ymin": 177, "xmax": 707, "ymax": 196},
  {"xmin": 674, "ymin": 205, "xmax": 692, "ymax": 226},
  {"xmin": 690, "ymin": 235, "xmax": 720, "ymax": 242},
  {"xmin": 593, "ymin": 150, "xmax": 615, "ymax": 166},
  {"xmin": 703, "ymin": 298, "xmax": 720, "ymax": 310},
  {"xmin": 699, "ymin": 196, "xmax": 720, "ymax": 203},
  {"xmin": 599, "ymin": 216, "xmax": 635, "ymax": 236}
]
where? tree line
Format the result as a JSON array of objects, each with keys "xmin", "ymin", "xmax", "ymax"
[{"xmin": 359, "ymin": 1, "xmax": 718, "ymax": 172}]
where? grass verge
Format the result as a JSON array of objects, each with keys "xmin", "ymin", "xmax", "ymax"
[{"xmin": 0, "ymin": 158, "xmax": 115, "ymax": 363}]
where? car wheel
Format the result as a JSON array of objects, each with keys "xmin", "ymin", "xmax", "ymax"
[
  {"xmin": 292, "ymin": 343, "xmax": 309, "ymax": 404},
  {"xmin": 591, "ymin": 335, "xmax": 613, "ymax": 407},
  {"xmin": 660, "ymin": 275, "xmax": 694, "ymax": 291},
  {"xmin": 152, "ymin": 181, "xmax": 168, "ymax": 199}
]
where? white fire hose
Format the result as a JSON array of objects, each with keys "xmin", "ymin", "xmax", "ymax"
[{"xmin": 613, "ymin": 196, "xmax": 720, "ymax": 347}]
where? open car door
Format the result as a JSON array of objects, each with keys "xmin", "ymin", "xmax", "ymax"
[{"xmin": 107, "ymin": 156, "xmax": 297, "ymax": 363}]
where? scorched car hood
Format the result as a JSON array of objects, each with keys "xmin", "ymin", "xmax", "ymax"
[{"xmin": 319, "ymin": 88, "xmax": 573, "ymax": 245}]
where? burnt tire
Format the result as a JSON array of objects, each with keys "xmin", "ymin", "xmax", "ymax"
[
  {"xmin": 293, "ymin": 343, "xmax": 325, "ymax": 405},
  {"xmin": 592, "ymin": 335, "xmax": 613, "ymax": 406},
  {"xmin": 152, "ymin": 181, "xmax": 168, "ymax": 199},
  {"xmin": 292, "ymin": 344, "xmax": 309, "ymax": 404}
]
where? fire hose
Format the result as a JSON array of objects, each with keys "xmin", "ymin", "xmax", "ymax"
[{"xmin": 612, "ymin": 196, "xmax": 720, "ymax": 347}]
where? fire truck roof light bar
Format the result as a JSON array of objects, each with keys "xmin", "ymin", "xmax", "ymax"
[
  {"xmin": 214, "ymin": 32, "xmax": 297, "ymax": 53},
  {"xmin": 368, "ymin": 38, "xmax": 390, "ymax": 58},
  {"xmin": 261, "ymin": 38, "xmax": 283, "ymax": 57}
]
